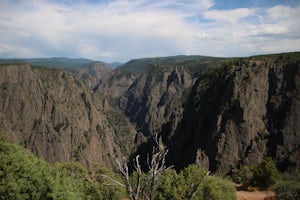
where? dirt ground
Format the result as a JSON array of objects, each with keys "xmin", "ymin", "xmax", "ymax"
[{"xmin": 236, "ymin": 191, "xmax": 275, "ymax": 200}]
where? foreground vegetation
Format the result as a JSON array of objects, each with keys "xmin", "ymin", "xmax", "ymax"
[
  {"xmin": 0, "ymin": 133, "xmax": 124, "ymax": 200},
  {"xmin": 1, "ymin": 132, "xmax": 299, "ymax": 199},
  {"xmin": 0, "ymin": 133, "xmax": 236, "ymax": 200},
  {"xmin": 232, "ymin": 158, "xmax": 300, "ymax": 199}
]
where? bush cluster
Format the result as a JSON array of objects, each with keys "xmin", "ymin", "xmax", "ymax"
[
  {"xmin": 0, "ymin": 134, "xmax": 124, "ymax": 200},
  {"xmin": 232, "ymin": 158, "xmax": 300, "ymax": 199},
  {"xmin": 156, "ymin": 164, "xmax": 236, "ymax": 200},
  {"xmin": 1, "ymin": 133, "xmax": 238, "ymax": 200},
  {"xmin": 232, "ymin": 158, "xmax": 279, "ymax": 190},
  {"xmin": 273, "ymin": 171, "xmax": 300, "ymax": 200}
]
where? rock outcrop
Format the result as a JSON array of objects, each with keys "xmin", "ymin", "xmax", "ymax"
[
  {"xmin": 0, "ymin": 64, "xmax": 136, "ymax": 169},
  {"xmin": 169, "ymin": 55, "xmax": 300, "ymax": 173}
]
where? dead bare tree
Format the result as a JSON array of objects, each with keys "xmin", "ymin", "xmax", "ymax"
[
  {"xmin": 116, "ymin": 156, "xmax": 141, "ymax": 200},
  {"xmin": 103, "ymin": 134, "xmax": 172, "ymax": 200},
  {"xmin": 147, "ymin": 134, "xmax": 172, "ymax": 200}
]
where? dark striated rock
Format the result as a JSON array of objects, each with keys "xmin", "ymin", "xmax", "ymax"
[
  {"xmin": 0, "ymin": 64, "xmax": 136, "ymax": 169},
  {"xmin": 169, "ymin": 55, "xmax": 300, "ymax": 173},
  {"xmin": 122, "ymin": 64, "xmax": 193, "ymax": 137}
]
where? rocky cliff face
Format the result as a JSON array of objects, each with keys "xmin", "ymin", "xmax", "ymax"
[
  {"xmin": 0, "ymin": 64, "xmax": 136, "ymax": 169},
  {"xmin": 121, "ymin": 64, "xmax": 193, "ymax": 137},
  {"xmin": 95, "ymin": 69, "xmax": 138, "ymax": 105},
  {"xmin": 1, "ymin": 53, "xmax": 299, "ymax": 174},
  {"xmin": 95, "ymin": 54, "xmax": 299, "ymax": 173},
  {"xmin": 96, "ymin": 62, "xmax": 210, "ymax": 139},
  {"xmin": 66, "ymin": 61, "xmax": 112, "ymax": 88},
  {"xmin": 169, "ymin": 55, "xmax": 300, "ymax": 173}
]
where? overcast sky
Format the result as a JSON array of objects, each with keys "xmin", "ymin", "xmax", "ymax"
[{"xmin": 0, "ymin": 0, "xmax": 300, "ymax": 62}]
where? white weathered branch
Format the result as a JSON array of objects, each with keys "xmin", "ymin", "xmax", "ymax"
[
  {"xmin": 147, "ymin": 134, "xmax": 173, "ymax": 200},
  {"xmin": 117, "ymin": 157, "xmax": 135, "ymax": 200},
  {"xmin": 111, "ymin": 134, "xmax": 172, "ymax": 200},
  {"xmin": 100, "ymin": 174, "xmax": 125, "ymax": 187}
]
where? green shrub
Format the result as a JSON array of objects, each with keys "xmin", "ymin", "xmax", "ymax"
[
  {"xmin": 0, "ymin": 134, "xmax": 53, "ymax": 200},
  {"xmin": 179, "ymin": 164, "xmax": 208, "ymax": 199},
  {"xmin": 251, "ymin": 158, "xmax": 279, "ymax": 189},
  {"xmin": 274, "ymin": 181, "xmax": 300, "ymax": 200},
  {"xmin": 0, "ymin": 133, "xmax": 125, "ymax": 200},
  {"xmin": 156, "ymin": 164, "xmax": 236, "ymax": 200},
  {"xmin": 232, "ymin": 165, "xmax": 253, "ymax": 186},
  {"xmin": 198, "ymin": 176, "xmax": 236, "ymax": 200},
  {"xmin": 273, "ymin": 171, "xmax": 300, "ymax": 200},
  {"xmin": 232, "ymin": 158, "xmax": 279, "ymax": 190},
  {"xmin": 156, "ymin": 169, "xmax": 186, "ymax": 200}
]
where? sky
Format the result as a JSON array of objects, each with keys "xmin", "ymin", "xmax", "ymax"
[{"xmin": 0, "ymin": 0, "xmax": 300, "ymax": 62}]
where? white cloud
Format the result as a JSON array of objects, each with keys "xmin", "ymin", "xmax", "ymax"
[
  {"xmin": 264, "ymin": 5, "xmax": 298, "ymax": 21},
  {"xmin": 0, "ymin": 0, "xmax": 299, "ymax": 61},
  {"xmin": 0, "ymin": 44, "xmax": 11, "ymax": 53},
  {"xmin": 203, "ymin": 8, "xmax": 257, "ymax": 24},
  {"xmin": 197, "ymin": 4, "xmax": 300, "ymax": 56}
]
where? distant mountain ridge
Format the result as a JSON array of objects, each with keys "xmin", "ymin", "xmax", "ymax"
[
  {"xmin": 0, "ymin": 57, "xmax": 97, "ymax": 68},
  {"xmin": 0, "ymin": 57, "xmax": 113, "ymax": 88},
  {"xmin": 118, "ymin": 55, "xmax": 224, "ymax": 73},
  {"xmin": 0, "ymin": 57, "xmax": 121, "ymax": 69}
]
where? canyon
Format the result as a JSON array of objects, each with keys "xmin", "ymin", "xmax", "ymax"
[{"xmin": 0, "ymin": 53, "xmax": 299, "ymax": 174}]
